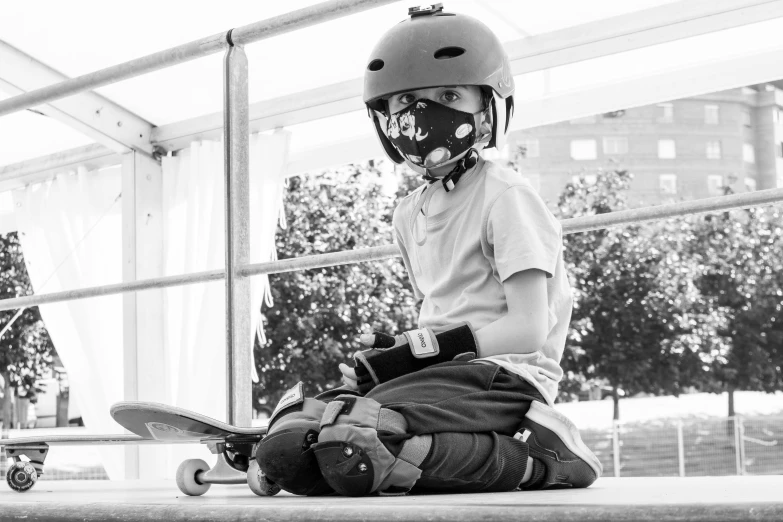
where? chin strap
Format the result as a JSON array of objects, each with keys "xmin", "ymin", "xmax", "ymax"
[{"xmin": 421, "ymin": 148, "xmax": 480, "ymax": 192}]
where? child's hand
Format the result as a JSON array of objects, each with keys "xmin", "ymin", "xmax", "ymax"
[{"xmin": 339, "ymin": 361, "xmax": 360, "ymax": 391}]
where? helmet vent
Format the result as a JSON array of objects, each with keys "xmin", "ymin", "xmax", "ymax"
[
  {"xmin": 368, "ymin": 59, "xmax": 385, "ymax": 71},
  {"xmin": 434, "ymin": 47, "xmax": 465, "ymax": 60}
]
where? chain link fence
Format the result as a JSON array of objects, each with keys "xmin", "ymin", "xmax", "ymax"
[{"xmin": 584, "ymin": 415, "xmax": 783, "ymax": 477}]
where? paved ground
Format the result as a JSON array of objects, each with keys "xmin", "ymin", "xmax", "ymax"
[{"xmin": 0, "ymin": 476, "xmax": 782, "ymax": 521}]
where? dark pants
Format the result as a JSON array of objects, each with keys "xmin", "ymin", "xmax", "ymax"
[{"xmin": 365, "ymin": 361, "xmax": 545, "ymax": 493}]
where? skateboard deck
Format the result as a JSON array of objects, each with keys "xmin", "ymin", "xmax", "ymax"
[{"xmin": 110, "ymin": 401, "xmax": 267, "ymax": 442}]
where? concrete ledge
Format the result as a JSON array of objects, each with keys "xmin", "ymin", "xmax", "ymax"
[{"xmin": 1, "ymin": 476, "xmax": 781, "ymax": 522}]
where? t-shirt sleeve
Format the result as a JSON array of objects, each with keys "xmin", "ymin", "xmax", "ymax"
[
  {"xmin": 393, "ymin": 204, "xmax": 425, "ymax": 300},
  {"xmin": 485, "ymin": 185, "xmax": 562, "ymax": 281}
]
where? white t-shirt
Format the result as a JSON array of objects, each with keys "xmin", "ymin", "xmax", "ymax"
[{"xmin": 392, "ymin": 159, "xmax": 572, "ymax": 405}]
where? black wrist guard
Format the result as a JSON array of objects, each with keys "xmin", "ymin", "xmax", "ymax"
[{"xmin": 353, "ymin": 322, "xmax": 479, "ymax": 391}]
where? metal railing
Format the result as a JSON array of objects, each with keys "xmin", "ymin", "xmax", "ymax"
[
  {"xmin": 2, "ymin": 0, "xmax": 783, "ymax": 430},
  {"xmin": 0, "ymin": 0, "xmax": 398, "ymax": 430},
  {"xmin": 2, "ymin": 186, "xmax": 783, "ymax": 314},
  {"xmin": 0, "ymin": 0, "xmax": 397, "ymax": 118},
  {"xmin": 5, "ymin": 414, "xmax": 779, "ymax": 481},
  {"xmin": 581, "ymin": 415, "xmax": 783, "ymax": 478}
]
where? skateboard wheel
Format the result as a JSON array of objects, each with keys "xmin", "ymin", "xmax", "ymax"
[
  {"xmin": 175, "ymin": 458, "xmax": 211, "ymax": 496},
  {"xmin": 6, "ymin": 462, "xmax": 39, "ymax": 492},
  {"xmin": 247, "ymin": 459, "xmax": 281, "ymax": 497}
]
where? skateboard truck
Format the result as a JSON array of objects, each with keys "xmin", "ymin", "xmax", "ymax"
[
  {"xmin": 4, "ymin": 443, "xmax": 49, "ymax": 492},
  {"xmin": 200, "ymin": 441, "xmax": 249, "ymax": 484}
]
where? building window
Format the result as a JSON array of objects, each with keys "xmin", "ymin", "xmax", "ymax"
[
  {"xmin": 704, "ymin": 105, "xmax": 720, "ymax": 125},
  {"xmin": 572, "ymin": 174, "xmax": 597, "ymax": 185},
  {"xmin": 659, "ymin": 174, "xmax": 677, "ymax": 195},
  {"xmin": 779, "ymin": 142, "xmax": 783, "ymax": 158},
  {"xmin": 570, "ymin": 115, "xmax": 597, "ymax": 124},
  {"xmin": 706, "ymin": 141, "xmax": 722, "ymax": 160},
  {"xmin": 707, "ymin": 175, "xmax": 724, "ymax": 196},
  {"xmin": 745, "ymin": 177, "xmax": 757, "ymax": 192},
  {"xmin": 773, "ymin": 108, "xmax": 782, "ymax": 124},
  {"xmin": 743, "ymin": 108, "xmax": 752, "ymax": 127},
  {"xmin": 524, "ymin": 172, "xmax": 541, "ymax": 192},
  {"xmin": 518, "ymin": 139, "xmax": 540, "ymax": 158},
  {"xmin": 603, "ymin": 137, "xmax": 628, "ymax": 155},
  {"xmin": 657, "ymin": 103, "xmax": 674, "ymax": 123},
  {"xmin": 743, "ymin": 143, "xmax": 755, "ymax": 164},
  {"xmin": 570, "ymin": 140, "xmax": 597, "ymax": 160},
  {"xmin": 658, "ymin": 139, "xmax": 676, "ymax": 159}
]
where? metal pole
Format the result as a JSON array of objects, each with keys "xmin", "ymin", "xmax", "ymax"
[
  {"xmin": 3, "ymin": 187, "xmax": 783, "ymax": 313},
  {"xmin": 0, "ymin": 0, "xmax": 397, "ymax": 118},
  {"xmin": 613, "ymin": 421, "xmax": 621, "ymax": 477},
  {"xmin": 677, "ymin": 420, "xmax": 685, "ymax": 477},
  {"xmin": 738, "ymin": 416, "xmax": 747, "ymax": 476},
  {"xmin": 223, "ymin": 40, "xmax": 251, "ymax": 427},
  {"xmin": 734, "ymin": 416, "xmax": 742, "ymax": 475}
]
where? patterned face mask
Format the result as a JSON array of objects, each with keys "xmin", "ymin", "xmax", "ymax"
[{"xmin": 386, "ymin": 99, "xmax": 483, "ymax": 169}]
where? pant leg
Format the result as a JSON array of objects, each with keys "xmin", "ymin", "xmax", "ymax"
[
  {"xmin": 413, "ymin": 431, "xmax": 529, "ymax": 493},
  {"xmin": 364, "ymin": 361, "xmax": 544, "ymax": 493},
  {"xmin": 366, "ymin": 360, "xmax": 545, "ymax": 436}
]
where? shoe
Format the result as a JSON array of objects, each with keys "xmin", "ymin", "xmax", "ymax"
[{"xmin": 515, "ymin": 401, "xmax": 603, "ymax": 489}]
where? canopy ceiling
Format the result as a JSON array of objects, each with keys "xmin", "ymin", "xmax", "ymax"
[{"xmin": 1, "ymin": 0, "xmax": 783, "ymax": 168}]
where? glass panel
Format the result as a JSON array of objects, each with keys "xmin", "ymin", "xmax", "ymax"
[
  {"xmin": 659, "ymin": 174, "xmax": 677, "ymax": 194},
  {"xmin": 570, "ymin": 139, "xmax": 597, "ymax": 160},
  {"xmin": 658, "ymin": 139, "xmax": 676, "ymax": 159}
]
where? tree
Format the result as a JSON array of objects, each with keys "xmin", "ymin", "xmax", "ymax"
[
  {"xmin": 557, "ymin": 170, "xmax": 715, "ymax": 419},
  {"xmin": 685, "ymin": 203, "xmax": 783, "ymax": 417},
  {"xmin": 253, "ymin": 162, "xmax": 421, "ymax": 407},
  {"xmin": 0, "ymin": 232, "xmax": 55, "ymax": 429}
]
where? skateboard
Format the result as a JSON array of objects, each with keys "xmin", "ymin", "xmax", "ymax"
[
  {"xmin": 0, "ymin": 433, "xmax": 159, "ymax": 492},
  {"xmin": 110, "ymin": 401, "xmax": 275, "ymax": 497}
]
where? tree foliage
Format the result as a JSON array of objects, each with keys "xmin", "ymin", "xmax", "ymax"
[
  {"xmin": 556, "ymin": 171, "xmax": 718, "ymax": 418},
  {"xmin": 253, "ymin": 163, "xmax": 421, "ymax": 406},
  {"xmin": 1, "ymin": 232, "xmax": 55, "ymax": 422},
  {"xmin": 684, "ymin": 203, "xmax": 783, "ymax": 413}
]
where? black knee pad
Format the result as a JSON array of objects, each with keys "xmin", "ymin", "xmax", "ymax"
[
  {"xmin": 255, "ymin": 383, "xmax": 332, "ymax": 496},
  {"xmin": 313, "ymin": 395, "xmax": 431, "ymax": 496}
]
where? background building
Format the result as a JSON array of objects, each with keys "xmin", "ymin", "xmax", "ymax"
[{"xmin": 501, "ymin": 84, "xmax": 783, "ymax": 208}]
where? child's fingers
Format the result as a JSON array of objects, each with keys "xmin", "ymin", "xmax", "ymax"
[
  {"xmin": 339, "ymin": 362, "xmax": 358, "ymax": 382},
  {"xmin": 359, "ymin": 332, "xmax": 396, "ymax": 348}
]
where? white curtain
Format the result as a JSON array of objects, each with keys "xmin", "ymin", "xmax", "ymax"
[
  {"xmin": 12, "ymin": 165, "xmax": 126, "ymax": 478},
  {"xmin": 11, "ymin": 130, "xmax": 290, "ymax": 479}
]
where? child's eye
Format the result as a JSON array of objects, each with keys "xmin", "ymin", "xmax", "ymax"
[
  {"xmin": 398, "ymin": 93, "xmax": 415, "ymax": 105},
  {"xmin": 442, "ymin": 91, "xmax": 460, "ymax": 103}
]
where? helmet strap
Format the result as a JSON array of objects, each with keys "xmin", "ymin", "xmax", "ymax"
[{"xmin": 421, "ymin": 148, "xmax": 479, "ymax": 192}]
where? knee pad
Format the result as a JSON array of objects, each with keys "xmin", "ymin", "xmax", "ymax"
[
  {"xmin": 313, "ymin": 395, "xmax": 432, "ymax": 496},
  {"xmin": 255, "ymin": 383, "xmax": 333, "ymax": 496}
]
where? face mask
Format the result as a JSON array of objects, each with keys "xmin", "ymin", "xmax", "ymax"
[{"xmin": 386, "ymin": 99, "xmax": 484, "ymax": 169}]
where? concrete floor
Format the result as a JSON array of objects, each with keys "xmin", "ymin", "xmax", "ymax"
[{"xmin": 1, "ymin": 476, "xmax": 782, "ymax": 521}]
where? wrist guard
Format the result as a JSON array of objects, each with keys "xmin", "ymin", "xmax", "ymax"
[{"xmin": 353, "ymin": 322, "xmax": 478, "ymax": 391}]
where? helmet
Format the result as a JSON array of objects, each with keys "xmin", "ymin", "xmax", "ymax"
[{"xmin": 363, "ymin": 4, "xmax": 515, "ymax": 165}]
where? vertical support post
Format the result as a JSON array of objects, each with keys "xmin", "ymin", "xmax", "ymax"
[
  {"xmin": 677, "ymin": 420, "xmax": 685, "ymax": 477},
  {"xmin": 733, "ymin": 416, "xmax": 742, "ymax": 476},
  {"xmin": 121, "ymin": 152, "xmax": 140, "ymax": 480},
  {"xmin": 738, "ymin": 416, "xmax": 746, "ymax": 476},
  {"xmin": 122, "ymin": 151, "xmax": 164, "ymax": 479},
  {"xmin": 223, "ymin": 37, "xmax": 252, "ymax": 427},
  {"xmin": 612, "ymin": 421, "xmax": 621, "ymax": 478}
]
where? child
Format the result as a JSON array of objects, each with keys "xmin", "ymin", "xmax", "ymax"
[{"xmin": 255, "ymin": 4, "xmax": 602, "ymax": 496}]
